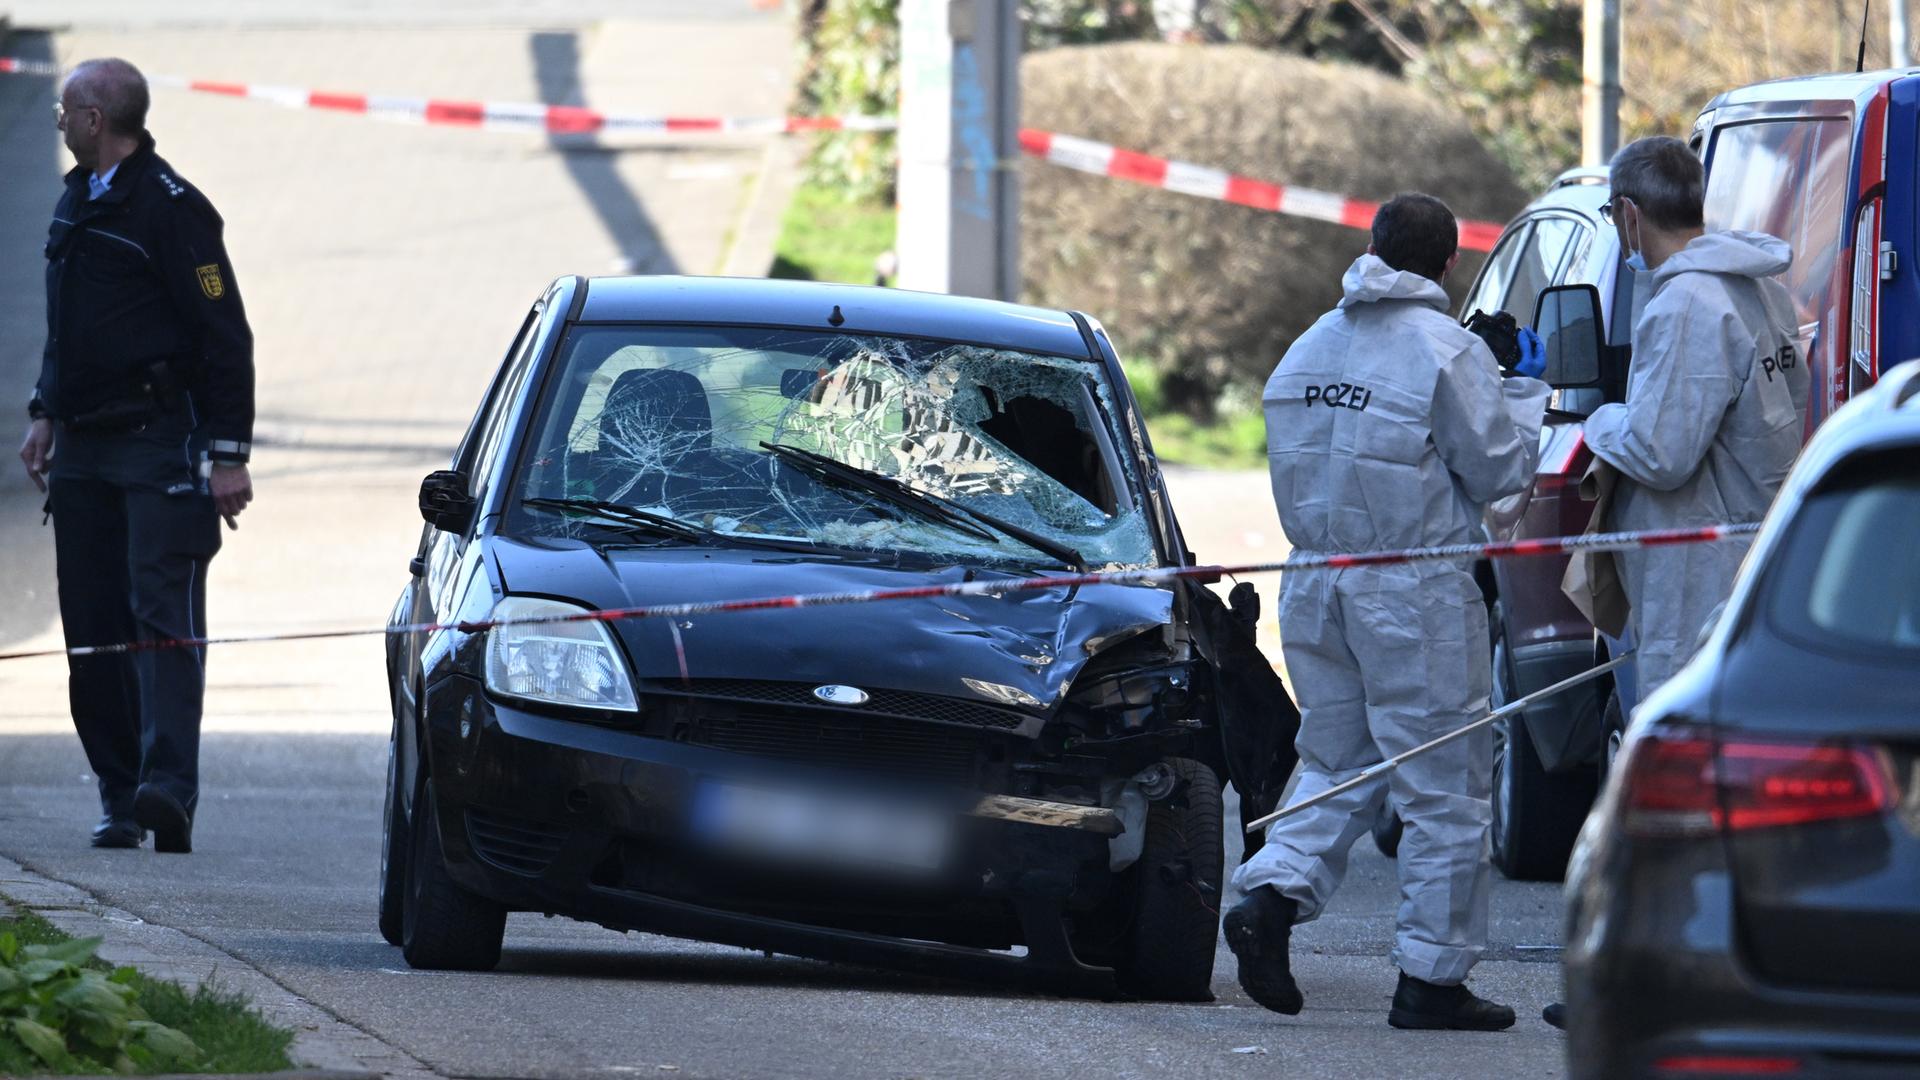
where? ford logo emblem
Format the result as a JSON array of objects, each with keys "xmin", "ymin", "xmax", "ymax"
[{"xmin": 812, "ymin": 685, "xmax": 869, "ymax": 706}]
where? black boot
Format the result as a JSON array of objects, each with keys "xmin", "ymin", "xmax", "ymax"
[
  {"xmin": 1543, "ymin": 1002, "xmax": 1567, "ymax": 1030},
  {"xmin": 133, "ymin": 783, "xmax": 192, "ymax": 854},
  {"xmin": 1388, "ymin": 972, "xmax": 1516, "ymax": 1031},
  {"xmin": 89, "ymin": 815, "xmax": 144, "ymax": 849},
  {"xmin": 1223, "ymin": 887, "xmax": 1304, "ymax": 1015}
]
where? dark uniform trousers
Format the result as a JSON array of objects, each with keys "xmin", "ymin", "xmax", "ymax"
[{"xmin": 49, "ymin": 412, "xmax": 221, "ymax": 821}]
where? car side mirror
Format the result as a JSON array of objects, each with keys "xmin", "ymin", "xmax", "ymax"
[
  {"xmin": 419, "ymin": 470, "xmax": 475, "ymax": 534},
  {"xmin": 1533, "ymin": 284, "xmax": 1605, "ymax": 389}
]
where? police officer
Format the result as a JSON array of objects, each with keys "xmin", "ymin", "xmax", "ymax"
[
  {"xmin": 16, "ymin": 58, "xmax": 255, "ymax": 854},
  {"xmin": 1223, "ymin": 194, "xmax": 1548, "ymax": 1030}
]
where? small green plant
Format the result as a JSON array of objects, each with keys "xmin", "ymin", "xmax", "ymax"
[{"xmin": 0, "ymin": 931, "xmax": 203, "ymax": 1074}]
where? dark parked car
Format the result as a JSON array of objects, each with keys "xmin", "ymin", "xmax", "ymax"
[
  {"xmin": 378, "ymin": 275, "xmax": 1295, "ymax": 1000},
  {"xmin": 1561, "ymin": 359, "xmax": 1920, "ymax": 1079}
]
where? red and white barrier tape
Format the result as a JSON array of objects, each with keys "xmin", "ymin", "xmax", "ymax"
[
  {"xmin": 7, "ymin": 56, "xmax": 1502, "ymax": 245},
  {"xmin": 2, "ymin": 57, "xmax": 896, "ymax": 134},
  {"xmin": 1016, "ymin": 128, "xmax": 1504, "ymax": 252},
  {"xmin": 0, "ymin": 523, "xmax": 1759, "ymax": 663}
]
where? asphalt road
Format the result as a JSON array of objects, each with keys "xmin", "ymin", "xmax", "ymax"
[
  {"xmin": 0, "ymin": 723, "xmax": 1569, "ymax": 1080},
  {"xmin": 0, "ymin": 6, "xmax": 1571, "ymax": 1078}
]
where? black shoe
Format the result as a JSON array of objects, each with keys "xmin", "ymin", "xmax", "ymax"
[
  {"xmin": 1223, "ymin": 887, "xmax": 1304, "ymax": 1015},
  {"xmin": 1543, "ymin": 1002, "xmax": 1567, "ymax": 1030},
  {"xmin": 1388, "ymin": 972, "xmax": 1517, "ymax": 1031},
  {"xmin": 90, "ymin": 815, "xmax": 145, "ymax": 849},
  {"xmin": 133, "ymin": 784, "xmax": 192, "ymax": 854}
]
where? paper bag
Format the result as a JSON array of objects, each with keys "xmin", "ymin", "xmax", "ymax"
[{"xmin": 1561, "ymin": 457, "xmax": 1630, "ymax": 638}]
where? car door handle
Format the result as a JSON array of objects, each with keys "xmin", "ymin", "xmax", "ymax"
[{"xmin": 409, "ymin": 556, "xmax": 426, "ymax": 577}]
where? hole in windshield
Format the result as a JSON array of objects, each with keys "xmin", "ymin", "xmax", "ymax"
[{"xmin": 506, "ymin": 325, "xmax": 1155, "ymax": 570}]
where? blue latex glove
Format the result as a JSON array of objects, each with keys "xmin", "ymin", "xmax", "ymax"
[{"xmin": 1513, "ymin": 326, "xmax": 1546, "ymax": 379}]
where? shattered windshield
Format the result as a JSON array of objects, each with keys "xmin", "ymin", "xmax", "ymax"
[{"xmin": 505, "ymin": 325, "xmax": 1157, "ymax": 570}]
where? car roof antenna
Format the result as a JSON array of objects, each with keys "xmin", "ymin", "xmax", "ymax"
[
  {"xmin": 1857, "ymin": 0, "xmax": 1871, "ymax": 72},
  {"xmin": 828, "ymin": 304, "xmax": 846, "ymax": 327}
]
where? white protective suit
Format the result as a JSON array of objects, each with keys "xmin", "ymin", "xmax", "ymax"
[
  {"xmin": 1233, "ymin": 254, "xmax": 1550, "ymax": 985},
  {"xmin": 1585, "ymin": 231, "xmax": 1807, "ymax": 696}
]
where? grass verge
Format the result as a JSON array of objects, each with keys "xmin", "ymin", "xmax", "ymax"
[
  {"xmin": 1122, "ymin": 360, "xmax": 1267, "ymax": 470},
  {"xmin": 0, "ymin": 902, "xmax": 296, "ymax": 1076},
  {"xmin": 768, "ymin": 181, "xmax": 895, "ymax": 285}
]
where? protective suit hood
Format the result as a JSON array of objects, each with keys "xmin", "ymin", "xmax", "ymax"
[
  {"xmin": 1337, "ymin": 254, "xmax": 1451, "ymax": 312},
  {"xmin": 1652, "ymin": 230, "xmax": 1791, "ymax": 287}
]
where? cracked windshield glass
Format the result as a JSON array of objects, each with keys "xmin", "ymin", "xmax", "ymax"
[{"xmin": 508, "ymin": 326, "xmax": 1156, "ymax": 570}]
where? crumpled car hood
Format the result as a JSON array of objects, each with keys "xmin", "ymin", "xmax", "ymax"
[{"xmin": 488, "ymin": 536, "xmax": 1174, "ymax": 710}]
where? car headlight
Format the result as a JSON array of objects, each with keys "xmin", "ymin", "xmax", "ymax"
[{"xmin": 483, "ymin": 596, "xmax": 638, "ymax": 712}]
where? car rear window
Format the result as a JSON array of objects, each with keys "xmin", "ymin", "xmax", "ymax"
[{"xmin": 1764, "ymin": 450, "xmax": 1920, "ymax": 653}]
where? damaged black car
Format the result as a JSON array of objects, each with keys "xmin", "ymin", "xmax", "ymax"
[{"xmin": 380, "ymin": 275, "xmax": 1297, "ymax": 999}]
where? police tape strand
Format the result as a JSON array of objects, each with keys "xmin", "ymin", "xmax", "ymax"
[
  {"xmin": 1241, "ymin": 655, "xmax": 1632, "ymax": 834},
  {"xmin": 1, "ymin": 57, "xmax": 1503, "ymax": 248},
  {"xmin": 0, "ymin": 522, "xmax": 1760, "ymax": 664},
  {"xmin": 0, "ymin": 57, "xmax": 897, "ymax": 134}
]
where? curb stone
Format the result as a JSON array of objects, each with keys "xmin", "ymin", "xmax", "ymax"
[
  {"xmin": 24, "ymin": 1073, "xmax": 380, "ymax": 1080},
  {"xmin": 0, "ymin": 854, "xmax": 434, "ymax": 1079}
]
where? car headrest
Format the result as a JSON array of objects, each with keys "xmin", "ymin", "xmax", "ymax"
[{"xmin": 600, "ymin": 367, "xmax": 714, "ymax": 460}]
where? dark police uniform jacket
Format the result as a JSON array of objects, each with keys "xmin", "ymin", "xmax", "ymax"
[{"xmin": 34, "ymin": 131, "xmax": 254, "ymax": 468}]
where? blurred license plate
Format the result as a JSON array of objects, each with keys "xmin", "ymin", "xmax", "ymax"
[{"xmin": 690, "ymin": 782, "xmax": 951, "ymax": 872}]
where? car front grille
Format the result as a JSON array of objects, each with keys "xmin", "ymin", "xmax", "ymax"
[
  {"xmin": 688, "ymin": 710, "xmax": 982, "ymax": 785},
  {"xmin": 465, "ymin": 810, "xmax": 569, "ymax": 876},
  {"xmin": 662, "ymin": 678, "xmax": 1036, "ymax": 733}
]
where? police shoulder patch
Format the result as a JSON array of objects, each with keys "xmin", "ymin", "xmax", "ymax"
[
  {"xmin": 196, "ymin": 263, "xmax": 225, "ymax": 300},
  {"xmin": 155, "ymin": 171, "xmax": 187, "ymax": 199}
]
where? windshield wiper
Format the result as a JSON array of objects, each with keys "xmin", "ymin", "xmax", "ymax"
[
  {"xmin": 760, "ymin": 443, "xmax": 998, "ymax": 543},
  {"xmin": 521, "ymin": 497, "xmax": 710, "ymax": 545},
  {"xmin": 759, "ymin": 442, "xmax": 1086, "ymax": 571}
]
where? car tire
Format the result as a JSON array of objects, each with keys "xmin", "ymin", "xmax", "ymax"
[
  {"xmin": 377, "ymin": 708, "xmax": 409, "ymax": 948},
  {"xmin": 1490, "ymin": 635, "xmax": 1600, "ymax": 883},
  {"xmin": 1115, "ymin": 757, "xmax": 1223, "ymax": 1002},
  {"xmin": 1596, "ymin": 689, "xmax": 1628, "ymax": 785},
  {"xmin": 401, "ymin": 778, "xmax": 506, "ymax": 971}
]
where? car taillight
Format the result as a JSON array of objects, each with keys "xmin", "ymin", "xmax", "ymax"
[
  {"xmin": 1621, "ymin": 730, "xmax": 1896, "ymax": 838},
  {"xmin": 1654, "ymin": 1054, "xmax": 1802, "ymax": 1076}
]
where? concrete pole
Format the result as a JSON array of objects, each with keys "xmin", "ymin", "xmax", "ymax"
[
  {"xmin": 1894, "ymin": 0, "xmax": 1912, "ymax": 68},
  {"xmin": 896, "ymin": 0, "xmax": 1022, "ymax": 300},
  {"xmin": 1582, "ymin": 0, "xmax": 1621, "ymax": 166}
]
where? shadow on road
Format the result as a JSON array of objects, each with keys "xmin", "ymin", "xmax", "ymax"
[
  {"xmin": 531, "ymin": 31, "xmax": 679, "ymax": 276},
  {"xmin": 0, "ymin": 27, "xmax": 62, "ymax": 650},
  {"xmin": 489, "ymin": 945, "xmax": 1047, "ymax": 1000}
]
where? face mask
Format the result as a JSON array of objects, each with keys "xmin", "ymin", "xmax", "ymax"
[{"xmin": 1620, "ymin": 196, "xmax": 1648, "ymax": 273}]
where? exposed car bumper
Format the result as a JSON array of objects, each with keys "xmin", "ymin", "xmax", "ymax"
[
  {"xmin": 1567, "ymin": 857, "xmax": 1920, "ymax": 1079},
  {"xmin": 420, "ymin": 675, "xmax": 1132, "ymax": 996}
]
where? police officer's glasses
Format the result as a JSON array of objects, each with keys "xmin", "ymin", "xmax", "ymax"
[{"xmin": 53, "ymin": 101, "xmax": 97, "ymax": 126}]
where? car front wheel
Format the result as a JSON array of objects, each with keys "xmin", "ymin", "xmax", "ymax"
[
  {"xmin": 401, "ymin": 778, "xmax": 507, "ymax": 971},
  {"xmin": 377, "ymin": 707, "xmax": 409, "ymax": 948},
  {"xmin": 1115, "ymin": 757, "xmax": 1224, "ymax": 1002}
]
